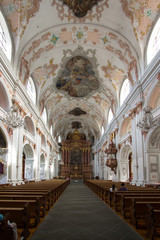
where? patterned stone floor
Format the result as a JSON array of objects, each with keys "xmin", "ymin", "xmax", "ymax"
[{"xmin": 30, "ymin": 182, "xmax": 144, "ymax": 240}]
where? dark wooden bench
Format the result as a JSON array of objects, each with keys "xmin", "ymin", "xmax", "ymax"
[
  {"xmin": 114, "ymin": 191, "xmax": 160, "ymax": 211},
  {"xmin": 0, "ymin": 190, "xmax": 51, "ymax": 210},
  {"xmin": 0, "ymin": 199, "xmax": 40, "ymax": 227},
  {"xmin": 0, "ymin": 203, "xmax": 30, "ymax": 240},
  {"xmin": 120, "ymin": 196, "xmax": 160, "ymax": 218},
  {"xmin": 145, "ymin": 204, "xmax": 160, "ymax": 240},
  {"xmin": 130, "ymin": 200, "xmax": 160, "ymax": 229},
  {"xmin": 0, "ymin": 194, "xmax": 46, "ymax": 217}
]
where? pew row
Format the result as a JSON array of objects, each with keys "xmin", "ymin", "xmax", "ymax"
[
  {"xmin": 0, "ymin": 203, "xmax": 30, "ymax": 240},
  {"xmin": 145, "ymin": 204, "xmax": 160, "ymax": 240},
  {"xmin": 130, "ymin": 200, "xmax": 160, "ymax": 229},
  {"xmin": 0, "ymin": 199, "xmax": 40, "ymax": 227}
]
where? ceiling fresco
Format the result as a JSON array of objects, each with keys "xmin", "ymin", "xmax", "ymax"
[
  {"xmin": 60, "ymin": 0, "xmax": 101, "ymax": 18},
  {"xmin": 1, "ymin": 0, "xmax": 160, "ymax": 140},
  {"xmin": 56, "ymin": 56, "xmax": 99, "ymax": 97},
  {"xmin": 68, "ymin": 108, "xmax": 87, "ymax": 116}
]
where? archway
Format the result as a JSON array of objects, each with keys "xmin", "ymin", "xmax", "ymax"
[
  {"xmin": 120, "ymin": 145, "xmax": 132, "ymax": 182},
  {"xmin": 23, "ymin": 144, "xmax": 34, "ymax": 180},
  {"xmin": 22, "ymin": 152, "xmax": 26, "ymax": 180},
  {"xmin": 0, "ymin": 128, "xmax": 8, "ymax": 183},
  {"xmin": 40, "ymin": 154, "xmax": 45, "ymax": 180},
  {"xmin": 128, "ymin": 152, "xmax": 133, "ymax": 182},
  {"xmin": 147, "ymin": 127, "xmax": 160, "ymax": 184}
]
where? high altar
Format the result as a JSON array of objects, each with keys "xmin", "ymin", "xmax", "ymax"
[{"xmin": 60, "ymin": 130, "xmax": 91, "ymax": 179}]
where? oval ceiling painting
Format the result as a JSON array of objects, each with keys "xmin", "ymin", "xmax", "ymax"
[{"xmin": 56, "ymin": 56, "xmax": 99, "ymax": 97}]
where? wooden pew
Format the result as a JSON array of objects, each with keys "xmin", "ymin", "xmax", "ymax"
[
  {"xmin": 145, "ymin": 204, "xmax": 160, "ymax": 240},
  {"xmin": 0, "ymin": 191, "xmax": 51, "ymax": 210},
  {"xmin": 130, "ymin": 200, "xmax": 160, "ymax": 229},
  {"xmin": 0, "ymin": 194, "xmax": 46, "ymax": 217},
  {"xmin": 120, "ymin": 196, "xmax": 160, "ymax": 218},
  {"xmin": 0, "ymin": 203, "xmax": 30, "ymax": 240},
  {"xmin": 0, "ymin": 199, "xmax": 40, "ymax": 227},
  {"xmin": 113, "ymin": 191, "xmax": 160, "ymax": 212}
]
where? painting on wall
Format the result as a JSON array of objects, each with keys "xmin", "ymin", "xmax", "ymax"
[
  {"xmin": 0, "ymin": 130, "xmax": 7, "ymax": 148},
  {"xmin": 70, "ymin": 148, "xmax": 82, "ymax": 165},
  {"xmin": 0, "ymin": 162, "xmax": 4, "ymax": 174},
  {"xmin": 72, "ymin": 121, "xmax": 82, "ymax": 129},
  {"xmin": 56, "ymin": 56, "xmax": 99, "ymax": 97}
]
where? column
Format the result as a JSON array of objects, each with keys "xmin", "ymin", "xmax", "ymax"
[
  {"xmin": 85, "ymin": 149, "xmax": 88, "ymax": 166},
  {"xmin": 67, "ymin": 149, "xmax": 70, "ymax": 166},
  {"xmin": 136, "ymin": 113, "xmax": 146, "ymax": 185},
  {"xmin": 10, "ymin": 128, "xmax": 18, "ymax": 185},
  {"xmin": 82, "ymin": 149, "xmax": 84, "ymax": 166},
  {"xmin": 17, "ymin": 127, "xmax": 24, "ymax": 184},
  {"xmin": 45, "ymin": 142, "xmax": 50, "ymax": 180},
  {"xmin": 88, "ymin": 148, "xmax": 90, "ymax": 165},
  {"xmin": 35, "ymin": 129, "xmax": 41, "ymax": 181},
  {"xmin": 62, "ymin": 147, "xmax": 65, "ymax": 165},
  {"xmin": 65, "ymin": 148, "xmax": 67, "ymax": 166}
]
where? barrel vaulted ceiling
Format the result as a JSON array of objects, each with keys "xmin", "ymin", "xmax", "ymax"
[{"xmin": 1, "ymin": 0, "xmax": 160, "ymax": 141}]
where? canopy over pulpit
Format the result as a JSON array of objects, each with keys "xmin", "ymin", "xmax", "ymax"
[{"xmin": 60, "ymin": 130, "xmax": 91, "ymax": 179}]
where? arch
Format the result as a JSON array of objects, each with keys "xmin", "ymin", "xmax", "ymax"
[
  {"xmin": 0, "ymin": 10, "xmax": 12, "ymax": 61},
  {"xmin": 50, "ymin": 125, "xmax": 53, "ymax": 135},
  {"xmin": 120, "ymin": 118, "xmax": 131, "ymax": 138},
  {"xmin": 26, "ymin": 76, "xmax": 36, "ymax": 105},
  {"xmin": 147, "ymin": 17, "xmax": 160, "ymax": 65},
  {"xmin": 119, "ymin": 144, "xmax": 132, "ymax": 182},
  {"xmin": 146, "ymin": 126, "xmax": 160, "ymax": 184},
  {"xmin": 147, "ymin": 84, "xmax": 160, "ymax": 109},
  {"xmin": 0, "ymin": 123, "xmax": 11, "ymax": 183},
  {"xmin": 23, "ymin": 144, "xmax": 34, "ymax": 180},
  {"xmin": 40, "ymin": 153, "xmax": 45, "ymax": 180},
  {"xmin": 101, "ymin": 126, "xmax": 104, "ymax": 136},
  {"xmin": 120, "ymin": 78, "xmax": 131, "ymax": 106},
  {"xmin": 24, "ymin": 116, "xmax": 35, "ymax": 136}
]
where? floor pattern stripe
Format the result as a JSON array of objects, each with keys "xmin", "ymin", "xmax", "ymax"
[{"xmin": 30, "ymin": 182, "xmax": 144, "ymax": 240}]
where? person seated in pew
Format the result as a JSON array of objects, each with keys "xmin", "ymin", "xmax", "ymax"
[
  {"xmin": 0, "ymin": 214, "xmax": 18, "ymax": 240},
  {"xmin": 110, "ymin": 184, "xmax": 117, "ymax": 192},
  {"xmin": 118, "ymin": 183, "xmax": 128, "ymax": 191}
]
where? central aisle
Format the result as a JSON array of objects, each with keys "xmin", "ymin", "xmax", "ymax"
[{"xmin": 30, "ymin": 182, "xmax": 143, "ymax": 240}]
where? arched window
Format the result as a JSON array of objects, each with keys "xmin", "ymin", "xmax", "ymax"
[
  {"xmin": 27, "ymin": 77, "xmax": 36, "ymax": 104},
  {"xmin": 58, "ymin": 135, "xmax": 61, "ymax": 142},
  {"xmin": 42, "ymin": 107, "xmax": 47, "ymax": 125},
  {"xmin": 120, "ymin": 78, "xmax": 131, "ymax": 106},
  {"xmin": 147, "ymin": 17, "xmax": 160, "ymax": 64},
  {"xmin": 0, "ymin": 11, "xmax": 12, "ymax": 61},
  {"xmin": 50, "ymin": 125, "xmax": 53, "ymax": 135},
  {"xmin": 101, "ymin": 126, "xmax": 104, "ymax": 135},
  {"xmin": 108, "ymin": 108, "xmax": 113, "ymax": 124}
]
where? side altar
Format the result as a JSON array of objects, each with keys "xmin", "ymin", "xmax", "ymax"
[{"xmin": 60, "ymin": 130, "xmax": 91, "ymax": 179}]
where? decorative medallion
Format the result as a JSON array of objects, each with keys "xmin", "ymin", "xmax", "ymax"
[
  {"xmin": 51, "ymin": 33, "xmax": 59, "ymax": 45},
  {"xmin": 68, "ymin": 108, "xmax": 87, "ymax": 116},
  {"xmin": 56, "ymin": 56, "xmax": 99, "ymax": 97},
  {"xmin": 60, "ymin": 0, "xmax": 101, "ymax": 18},
  {"xmin": 72, "ymin": 121, "xmax": 82, "ymax": 129}
]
